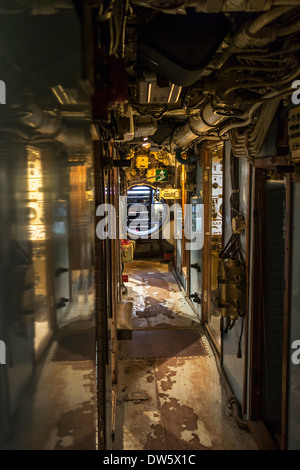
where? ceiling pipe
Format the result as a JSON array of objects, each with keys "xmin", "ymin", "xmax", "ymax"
[
  {"xmin": 171, "ymin": 102, "xmax": 229, "ymax": 149},
  {"xmin": 131, "ymin": 0, "xmax": 300, "ymax": 13},
  {"xmin": 170, "ymin": 4, "xmax": 298, "ymax": 150},
  {"xmin": 19, "ymin": 102, "xmax": 91, "ymax": 150},
  {"xmin": 277, "ymin": 17, "xmax": 300, "ymax": 36},
  {"xmin": 214, "ymin": 5, "xmax": 296, "ymax": 70}
]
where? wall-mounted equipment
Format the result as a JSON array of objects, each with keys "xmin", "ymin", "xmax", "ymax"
[
  {"xmin": 121, "ymin": 240, "xmax": 136, "ymax": 263},
  {"xmin": 134, "ymin": 116, "xmax": 157, "ymax": 138},
  {"xmin": 232, "ymin": 215, "xmax": 245, "ymax": 234},
  {"xmin": 160, "ymin": 188, "xmax": 181, "ymax": 199},
  {"xmin": 138, "ymin": 71, "xmax": 181, "ymax": 104},
  {"xmin": 217, "ymin": 259, "xmax": 245, "ymax": 321},
  {"xmin": 136, "ymin": 156, "xmax": 149, "ymax": 169}
]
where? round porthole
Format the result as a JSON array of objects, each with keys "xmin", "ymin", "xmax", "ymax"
[{"xmin": 126, "ymin": 185, "xmax": 168, "ymax": 238}]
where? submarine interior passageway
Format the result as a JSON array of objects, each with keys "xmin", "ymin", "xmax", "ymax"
[{"xmin": 0, "ymin": 0, "xmax": 300, "ymax": 451}]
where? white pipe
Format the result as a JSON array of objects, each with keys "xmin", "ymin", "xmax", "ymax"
[
  {"xmin": 248, "ymin": 5, "xmax": 295, "ymax": 35},
  {"xmin": 20, "ymin": 103, "xmax": 91, "ymax": 150},
  {"xmin": 20, "ymin": 103, "xmax": 61, "ymax": 134},
  {"xmin": 219, "ymin": 103, "xmax": 263, "ymax": 136},
  {"xmin": 172, "ymin": 102, "xmax": 229, "ymax": 149},
  {"xmin": 273, "ymin": 0, "xmax": 300, "ymax": 5},
  {"xmin": 277, "ymin": 18, "xmax": 300, "ymax": 36}
]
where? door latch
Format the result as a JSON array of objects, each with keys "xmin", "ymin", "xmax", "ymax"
[
  {"xmin": 55, "ymin": 267, "xmax": 69, "ymax": 277},
  {"xmin": 190, "ymin": 292, "xmax": 202, "ymax": 304},
  {"xmin": 56, "ymin": 297, "xmax": 69, "ymax": 309},
  {"xmin": 190, "ymin": 263, "xmax": 201, "ymax": 272}
]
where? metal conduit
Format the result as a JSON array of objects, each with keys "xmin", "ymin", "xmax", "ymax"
[
  {"xmin": 170, "ymin": 4, "xmax": 299, "ymax": 150},
  {"xmin": 19, "ymin": 103, "xmax": 91, "ymax": 150}
]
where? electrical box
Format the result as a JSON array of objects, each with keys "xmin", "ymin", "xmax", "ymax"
[
  {"xmin": 217, "ymin": 259, "xmax": 245, "ymax": 320},
  {"xmin": 114, "ymin": 105, "xmax": 134, "ymax": 142},
  {"xmin": 134, "ymin": 116, "xmax": 157, "ymax": 138},
  {"xmin": 138, "ymin": 71, "xmax": 182, "ymax": 104},
  {"xmin": 136, "ymin": 156, "xmax": 149, "ymax": 169}
]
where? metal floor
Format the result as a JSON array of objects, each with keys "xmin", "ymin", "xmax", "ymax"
[
  {"xmin": 115, "ymin": 260, "xmax": 257, "ymax": 450},
  {"xmin": 1, "ymin": 292, "xmax": 96, "ymax": 450}
]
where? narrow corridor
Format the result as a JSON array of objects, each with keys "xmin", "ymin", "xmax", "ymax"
[{"xmin": 115, "ymin": 260, "xmax": 257, "ymax": 450}]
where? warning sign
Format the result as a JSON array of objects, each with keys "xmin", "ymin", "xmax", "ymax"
[{"xmin": 147, "ymin": 169, "xmax": 169, "ymax": 182}]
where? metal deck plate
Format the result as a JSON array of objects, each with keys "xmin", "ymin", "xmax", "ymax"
[{"xmin": 124, "ymin": 329, "xmax": 207, "ymax": 359}]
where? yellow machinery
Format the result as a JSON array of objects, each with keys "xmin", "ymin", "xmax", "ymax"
[
  {"xmin": 136, "ymin": 155, "xmax": 149, "ymax": 169},
  {"xmin": 121, "ymin": 239, "xmax": 136, "ymax": 263}
]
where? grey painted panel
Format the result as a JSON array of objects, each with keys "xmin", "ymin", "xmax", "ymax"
[
  {"xmin": 288, "ymin": 183, "xmax": 300, "ymax": 450},
  {"xmin": 261, "ymin": 181, "xmax": 285, "ymax": 434}
]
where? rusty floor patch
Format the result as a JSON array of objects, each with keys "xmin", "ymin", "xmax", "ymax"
[
  {"xmin": 124, "ymin": 329, "xmax": 207, "ymax": 358},
  {"xmin": 117, "ymin": 260, "xmax": 257, "ymax": 451},
  {"xmin": 123, "ymin": 260, "xmax": 200, "ymax": 329}
]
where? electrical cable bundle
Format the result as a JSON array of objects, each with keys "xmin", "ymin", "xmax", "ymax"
[{"xmin": 218, "ymin": 151, "xmax": 246, "ymax": 358}]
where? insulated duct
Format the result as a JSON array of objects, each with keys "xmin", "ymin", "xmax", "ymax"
[
  {"xmin": 170, "ymin": 4, "xmax": 299, "ymax": 150},
  {"xmin": 171, "ymin": 102, "xmax": 229, "ymax": 149},
  {"xmin": 19, "ymin": 103, "xmax": 91, "ymax": 150},
  {"xmin": 215, "ymin": 5, "xmax": 297, "ymax": 68},
  {"xmin": 0, "ymin": 0, "xmax": 74, "ymax": 15},
  {"xmin": 131, "ymin": 0, "xmax": 300, "ymax": 14}
]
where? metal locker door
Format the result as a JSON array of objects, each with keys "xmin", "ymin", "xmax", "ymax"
[{"xmin": 189, "ymin": 162, "xmax": 204, "ymax": 319}]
